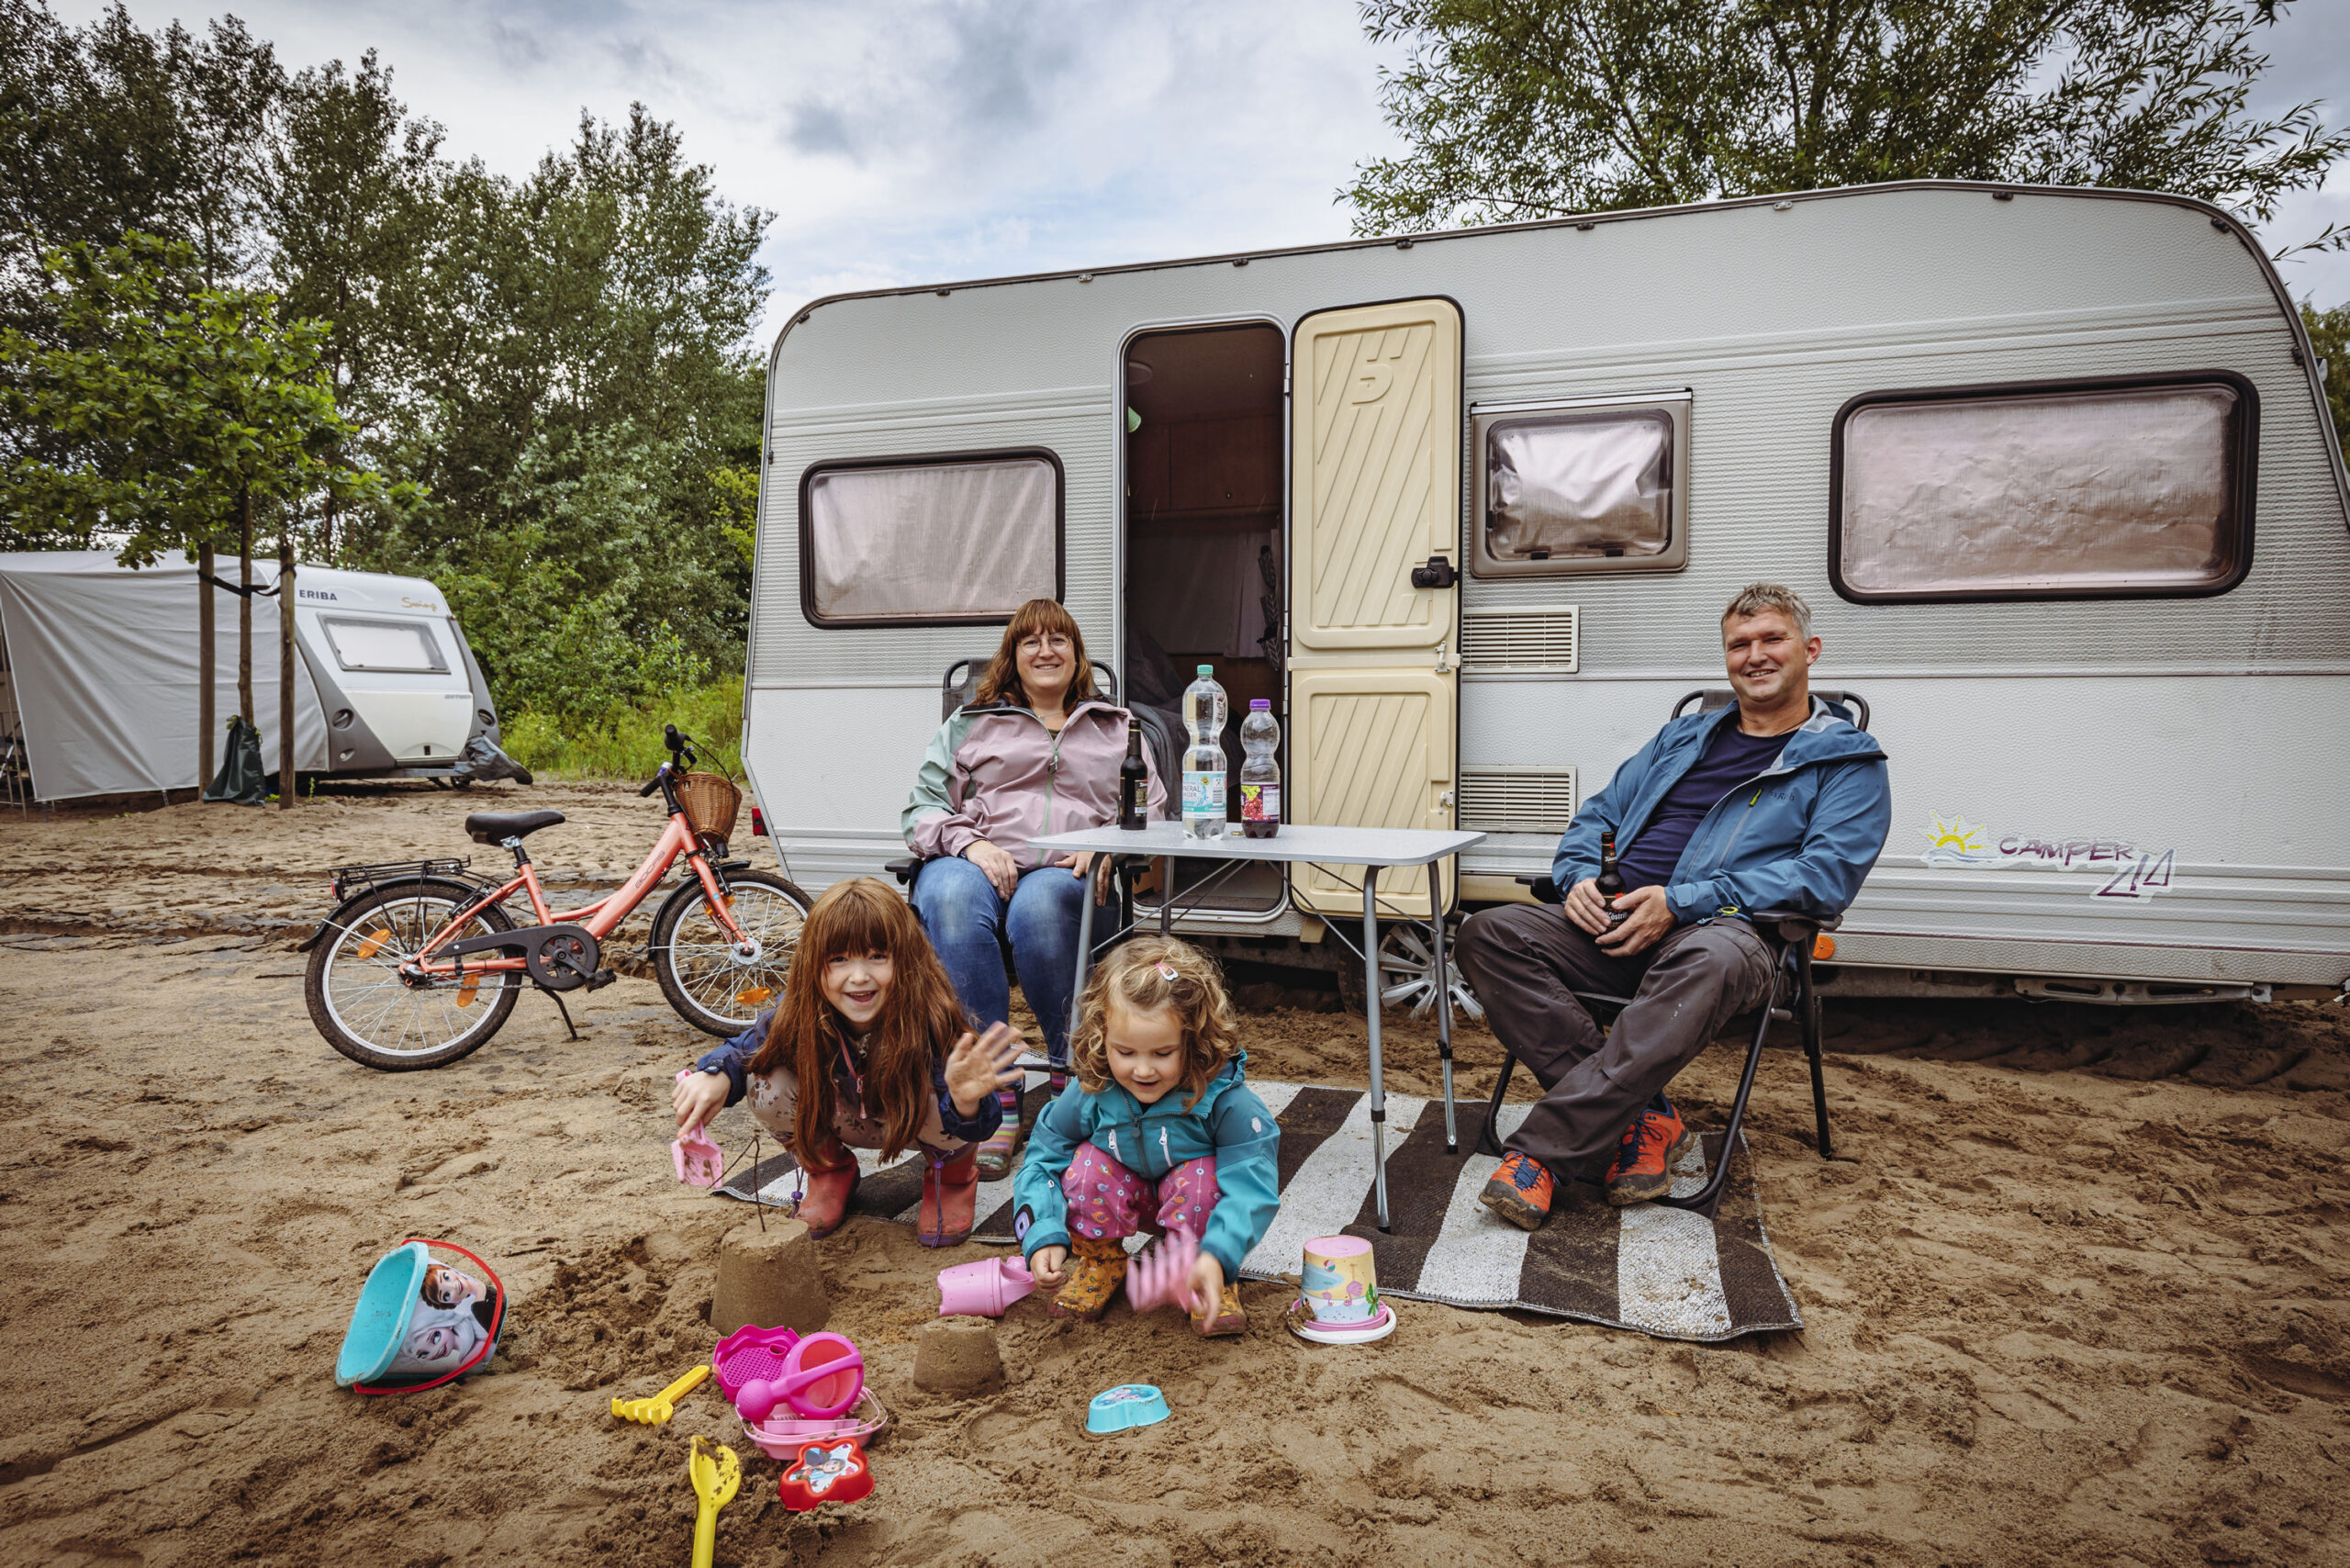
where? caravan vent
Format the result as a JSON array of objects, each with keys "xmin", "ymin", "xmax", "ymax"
[
  {"xmin": 1460, "ymin": 609, "xmax": 1578, "ymax": 671},
  {"xmin": 1458, "ymin": 767, "xmax": 1577, "ymax": 834}
]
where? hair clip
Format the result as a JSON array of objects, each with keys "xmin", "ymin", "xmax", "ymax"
[{"xmin": 1154, "ymin": 961, "xmax": 1180, "ymax": 981}]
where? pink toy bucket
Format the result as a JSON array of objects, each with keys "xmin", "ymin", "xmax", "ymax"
[
  {"xmin": 936, "ymin": 1256, "xmax": 1035, "ymax": 1318},
  {"xmin": 740, "ymin": 1385, "xmax": 891, "ymax": 1461}
]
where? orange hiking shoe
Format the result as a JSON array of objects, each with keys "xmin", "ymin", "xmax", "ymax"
[
  {"xmin": 1191, "ymin": 1282, "xmax": 1248, "ymax": 1338},
  {"xmin": 1480, "ymin": 1149, "xmax": 1556, "ymax": 1231},
  {"xmin": 1605, "ymin": 1098, "xmax": 1698, "ymax": 1206},
  {"xmin": 794, "ymin": 1145, "xmax": 861, "ymax": 1238},
  {"xmin": 1051, "ymin": 1233, "xmax": 1128, "ymax": 1320}
]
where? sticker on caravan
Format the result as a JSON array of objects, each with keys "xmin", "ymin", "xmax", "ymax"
[{"xmin": 1918, "ymin": 812, "xmax": 2177, "ymax": 899}]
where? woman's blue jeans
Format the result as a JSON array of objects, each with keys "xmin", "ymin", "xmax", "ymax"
[{"xmin": 910, "ymin": 855, "xmax": 1086, "ymax": 1067}]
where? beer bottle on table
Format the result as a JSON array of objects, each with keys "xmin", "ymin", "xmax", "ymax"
[
  {"xmin": 1119, "ymin": 719, "xmax": 1148, "ymax": 830},
  {"xmin": 1596, "ymin": 830, "xmax": 1628, "ymax": 927}
]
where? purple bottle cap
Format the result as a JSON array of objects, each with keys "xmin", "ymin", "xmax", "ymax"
[{"xmin": 1249, "ymin": 699, "xmax": 1270, "ymax": 710}]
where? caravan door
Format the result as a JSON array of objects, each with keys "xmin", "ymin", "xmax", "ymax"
[{"xmin": 1287, "ymin": 297, "xmax": 1462, "ymax": 919}]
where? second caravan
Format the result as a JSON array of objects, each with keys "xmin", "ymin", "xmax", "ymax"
[{"xmin": 740, "ymin": 180, "xmax": 2350, "ymax": 1005}]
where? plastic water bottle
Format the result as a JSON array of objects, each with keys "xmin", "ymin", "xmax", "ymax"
[
  {"xmin": 1181, "ymin": 664, "xmax": 1226, "ymax": 840},
  {"xmin": 1238, "ymin": 700, "xmax": 1280, "ymax": 838}
]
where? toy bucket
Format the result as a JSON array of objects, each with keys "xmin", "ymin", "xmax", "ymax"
[
  {"xmin": 740, "ymin": 1385, "xmax": 892, "ymax": 1461},
  {"xmin": 335, "ymin": 1238, "xmax": 506, "ymax": 1394},
  {"xmin": 936, "ymin": 1256, "xmax": 1035, "ymax": 1317},
  {"xmin": 1285, "ymin": 1235, "xmax": 1395, "ymax": 1345}
]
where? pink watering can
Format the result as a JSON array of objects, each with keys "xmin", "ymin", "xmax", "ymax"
[{"xmin": 935, "ymin": 1256, "xmax": 1036, "ymax": 1318}]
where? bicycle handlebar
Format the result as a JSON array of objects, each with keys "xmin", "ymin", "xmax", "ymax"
[{"xmin": 638, "ymin": 768, "xmax": 665, "ymax": 798}]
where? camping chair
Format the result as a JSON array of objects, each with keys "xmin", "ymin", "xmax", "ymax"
[{"xmin": 1470, "ymin": 686, "xmax": 1866, "ymax": 1216}]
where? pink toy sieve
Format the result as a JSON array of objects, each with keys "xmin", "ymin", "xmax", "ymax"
[{"xmin": 711, "ymin": 1323, "xmax": 800, "ymax": 1402}]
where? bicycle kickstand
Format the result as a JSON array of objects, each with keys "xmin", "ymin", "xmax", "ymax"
[{"xmin": 543, "ymin": 986, "xmax": 581, "ymax": 1042}]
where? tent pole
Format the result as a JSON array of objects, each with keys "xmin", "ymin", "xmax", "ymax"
[
  {"xmin": 197, "ymin": 539, "xmax": 215, "ymax": 797},
  {"xmin": 278, "ymin": 530, "xmax": 297, "ymax": 810}
]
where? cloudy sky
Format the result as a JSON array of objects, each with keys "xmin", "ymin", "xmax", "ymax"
[{"xmin": 54, "ymin": 0, "xmax": 2350, "ymax": 338}]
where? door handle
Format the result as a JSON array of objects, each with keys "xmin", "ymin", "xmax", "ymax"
[{"xmin": 1409, "ymin": 556, "xmax": 1457, "ymax": 589}]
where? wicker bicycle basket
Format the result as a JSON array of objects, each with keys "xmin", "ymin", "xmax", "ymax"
[{"xmin": 677, "ymin": 771, "xmax": 742, "ymax": 845}]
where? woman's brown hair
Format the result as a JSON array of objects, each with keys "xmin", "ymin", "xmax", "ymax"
[
  {"xmin": 973, "ymin": 598, "xmax": 1098, "ymax": 710},
  {"xmin": 1067, "ymin": 936, "xmax": 1237, "ymax": 1111},
  {"xmin": 744, "ymin": 878, "xmax": 969, "ymax": 1161}
]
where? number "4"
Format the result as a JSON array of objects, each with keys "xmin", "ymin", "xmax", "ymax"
[{"xmin": 2095, "ymin": 849, "xmax": 2175, "ymax": 900}]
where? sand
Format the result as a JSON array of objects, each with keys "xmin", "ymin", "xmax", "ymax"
[{"xmin": 2, "ymin": 780, "xmax": 2347, "ymax": 1566}]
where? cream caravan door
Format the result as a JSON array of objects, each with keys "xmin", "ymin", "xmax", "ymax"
[{"xmin": 1288, "ymin": 297, "xmax": 1462, "ymax": 919}]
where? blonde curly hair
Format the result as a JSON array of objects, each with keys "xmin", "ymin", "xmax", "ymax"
[{"xmin": 1068, "ymin": 936, "xmax": 1237, "ymax": 1110}]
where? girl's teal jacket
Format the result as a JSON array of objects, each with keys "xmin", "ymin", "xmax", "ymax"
[{"xmin": 1013, "ymin": 1052, "xmax": 1281, "ymax": 1280}]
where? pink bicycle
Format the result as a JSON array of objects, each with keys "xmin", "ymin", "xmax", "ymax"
[{"xmin": 303, "ymin": 725, "xmax": 809, "ymax": 1070}]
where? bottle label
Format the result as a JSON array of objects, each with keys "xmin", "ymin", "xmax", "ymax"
[
  {"xmin": 1182, "ymin": 772, "xmax": 1224, "ymax": 814},
  {"xmin": 1240, "ymin": 784, "xmax": 1280, "ymax": 823},
  {"xmin": 1126, "ymin": 778, "xmax": 1148, "ymax": 816}
]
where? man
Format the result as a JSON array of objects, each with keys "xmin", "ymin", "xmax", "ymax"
[{"xmin": 1454, "ymin": 584, "xmax": 1890, "ymax": 1226}]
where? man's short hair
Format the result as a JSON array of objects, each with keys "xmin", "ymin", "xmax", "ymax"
[{"xmin": 1722, "ymin": 583, "xmax": 1812, "ymax": 637}]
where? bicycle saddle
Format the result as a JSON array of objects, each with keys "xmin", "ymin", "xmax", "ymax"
[{"xmin": 464, "ymin": 809, "xmax": 565, "ymax": 846}]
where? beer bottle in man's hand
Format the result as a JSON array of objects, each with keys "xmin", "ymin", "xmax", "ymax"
[
  {"xmin": 1596, "ymin": 829, "xmax": 1628, "ymax": 927},
  {"xmin": 1119, "ymin": 720, "xmax": 1148, "ymax": 830}
]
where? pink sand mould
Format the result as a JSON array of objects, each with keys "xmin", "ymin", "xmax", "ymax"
[{"xmin": 1124, "ymin": 1231, "xmax": 1202, "ymax": 1315}]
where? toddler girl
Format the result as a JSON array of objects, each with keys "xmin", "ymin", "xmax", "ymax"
[
  {"xmin": 1013, "ymin": 937, "xmax": 1280, "ymax": 1335},
  {"xmin": 674, "ymin": 877, "xmax": 1024, "ymax": 1246}
]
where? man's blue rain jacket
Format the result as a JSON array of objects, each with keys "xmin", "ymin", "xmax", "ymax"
[
  {"xmin": 1013, "ymin": 1051, "xmax": 1281, "ymax": 1282},
  {"xmin": 1554, "ymin": 695, "xmax": 1891, "ymax": 924}
]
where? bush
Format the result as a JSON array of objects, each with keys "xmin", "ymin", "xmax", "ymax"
[{"xmin": 503, "ymin": 675, "xmax": 744, "ymax": 781}]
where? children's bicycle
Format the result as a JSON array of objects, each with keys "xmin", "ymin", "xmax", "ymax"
[{"xmin": 302, "ymin": 725, "xmax": 810, "ymax": 1070}]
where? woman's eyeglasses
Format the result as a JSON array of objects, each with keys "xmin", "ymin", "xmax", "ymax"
[{"xmin": 1018, "ymin": 634, "xmax": 1072, "ymax": 655}]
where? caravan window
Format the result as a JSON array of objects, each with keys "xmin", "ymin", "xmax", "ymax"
[
  {"xmin": 800, "ymin": 449, "xmax": 1063, "ymax": 627},
  {"xmin": 1831, "ymin": 374, "xmax": 2255, "ymax": 601},
  {"xmin": 1471, "ymin": 394, "xmax": 1690, "ymax": 577},
  {"xmin": 321, "ymin": 617, "xmax": 448, "ymax": 674}
]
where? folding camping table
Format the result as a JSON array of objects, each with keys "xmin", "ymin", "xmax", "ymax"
[{"xmin": 1032, "ymin": 821, "xmax": 1486, "ymax": 1231}]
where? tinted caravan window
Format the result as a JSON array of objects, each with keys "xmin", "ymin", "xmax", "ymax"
[
  {"xmin": 321, "ymin": 617, "xmax": 448, "ymax": 674},
  {"xmin": 800, "ymin": 450, "xmax": 1062, "ymax": 626},
  {"xmin": 1832, "ymin": 376, "xmax": 2255, "ymax": 601},
  {"xmin": 1471, "ymin": 394, "xmax": 1690, "ymax": 577}
]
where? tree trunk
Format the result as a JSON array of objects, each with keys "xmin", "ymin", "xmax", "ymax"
[
  {"xmin": 197, "ymin": 538, "xmax": 216, "ymax": 794},
  {"xmin": 237, "ymin": 489, "xmax": 254, "ymax": 726},
  {"xmin": 278, "ymin": 529, "xmax": 297, "ymax": 810}
]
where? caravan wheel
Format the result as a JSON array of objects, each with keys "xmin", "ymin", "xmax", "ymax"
[
  {"xmin": 1373, "ymin": 917, "xmax": 1484, "ymax": 1023},
  {"xmin": 650, "ymin": 870, "xmax": 811, "ymax": 1036}
]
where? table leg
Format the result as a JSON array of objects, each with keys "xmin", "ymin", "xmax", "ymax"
[
  {"xmin": 1071, "ymin": 866, "xmax": 1098, "ymax": 1012},
  {"xmin": 1158, "ymin": 856, "xmax": 1172, "ymax": 937},
  {"xmin": 1429, "ymin": 860, "xmax": 1456, "ymax": 1155},
  {"xmin": 1362, "ymin": 867, "xmax": 1389, "ymax": 1232}
]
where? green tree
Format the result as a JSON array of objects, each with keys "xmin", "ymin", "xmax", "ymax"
[
  {"xmin": 2305, "ymin": 301, "xmax": 2350, "ymax": 470},
  {"xmin": 0, "ymin": 232, "xmax": 405, "ymax": 797},
  {"xmin": 1346, "ymin": 0, "xmax": 2350, "ymax": 254}
]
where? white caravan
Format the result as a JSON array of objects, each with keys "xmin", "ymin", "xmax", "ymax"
[
  {"xmin": 0, "ymin": 551, "xmax": 508, "ymax": 801},
  {"xmin": 740, "ymin": 181, "xmax": 2350, "ymax": 1006}
]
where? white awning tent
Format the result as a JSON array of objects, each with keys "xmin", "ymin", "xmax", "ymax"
[{"xmin": 0, "ymin": 551, "xmax": 489, "ymax": 802}]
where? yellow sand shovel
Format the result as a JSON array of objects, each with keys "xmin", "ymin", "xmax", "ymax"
[
  {"xmin": 609, "ymin": 1363, "xmax": 710, "ymax": 1425},
  {"xmin": 688, "ymin": 1435, "xmax": 741, "ymax": 1568}
]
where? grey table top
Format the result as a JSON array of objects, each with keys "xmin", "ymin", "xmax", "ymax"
[{"xmin": 1031, "ymin": 821, "xmax": 1485, "ymax": 868}]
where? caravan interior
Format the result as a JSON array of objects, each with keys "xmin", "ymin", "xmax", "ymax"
[{"xmin": 1122, "ymin": 322, "xmax": 1286, "ymax": 916}]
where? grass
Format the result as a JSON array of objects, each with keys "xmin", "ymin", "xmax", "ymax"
[{"xmin": 501, "ymin": 676, "xmax": 745, "ymax": 781}]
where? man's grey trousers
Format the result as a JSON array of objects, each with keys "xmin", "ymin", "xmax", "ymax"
[{"xmin": 1453, "ymin": 904, "xmax": 1774, "ymax": 1183}]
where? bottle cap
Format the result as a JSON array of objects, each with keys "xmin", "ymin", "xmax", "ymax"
[
  {"xmin": 1197, "ymin": 665, "xmax": 1213, "ymax": 675},
  {"xmin": 1250, "ymin": 700, "xmax": 1270, "ymax": 710}
]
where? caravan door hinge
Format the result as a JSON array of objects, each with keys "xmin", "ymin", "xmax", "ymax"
[{"xmin": 1433, "ymin": 637, "xmax": 1453, "ymax": 675}]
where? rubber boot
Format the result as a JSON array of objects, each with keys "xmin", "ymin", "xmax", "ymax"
[
  {"xmin": 973, "ymin": 1086, "xmax": 1024, "ymax": 1182},
  {"xmin": 917, "ymin": 1144, "xmax": 980, "ymax": 1248},
  {"xmin": 1191, "ymin": 1282, "xmax": 1248, "ymax": 1338},
  {"xmin": 1051, "ymin": 1232, "xmax": 1129, "ymax": 1320},
  {"xmin": 793, "ymin": 1144, "xmax": 860, "ymax": 1239}
]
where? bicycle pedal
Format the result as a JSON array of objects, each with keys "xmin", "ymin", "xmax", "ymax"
[{"xmin": 588, "ymin": 968, "xmax": 617, "ymax": 991}]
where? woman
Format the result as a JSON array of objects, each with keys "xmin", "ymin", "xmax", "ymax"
[{"xmin": 902, "ymin": 598, "xmax": 1166, "ymax": 1180}]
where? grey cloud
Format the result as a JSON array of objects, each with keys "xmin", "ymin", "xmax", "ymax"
[{"xmin": 783, "ymin": 99, "xmax": 856, "ymax": 158}]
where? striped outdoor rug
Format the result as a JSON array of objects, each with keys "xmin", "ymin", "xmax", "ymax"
[{"xmin": 716, "ymin": 1077, "xmax": 1801, "ymax": 1343}]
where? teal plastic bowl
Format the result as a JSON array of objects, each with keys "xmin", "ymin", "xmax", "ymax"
[
  {"xmin": 336, "ymin": 1241, "xmax": 431, "ymax": 1387},
  {"xmin": 1086, "ymin": 1383, "xmax": 1169, "ymax": 1434}
]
